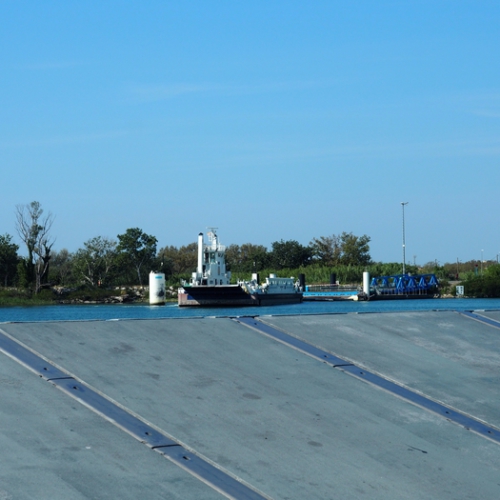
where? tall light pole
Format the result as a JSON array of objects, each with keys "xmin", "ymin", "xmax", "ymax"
[
  {"xmin": 401, "ymin": 202, "xmax": 408, "ymax": 274},
  {"xmin": 481, "ymin": 249, "xmax": 484, "ymax": 274}
]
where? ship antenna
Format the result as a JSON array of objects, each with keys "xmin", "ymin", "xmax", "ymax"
[{"xmin": 206, "ymin": 227, "xmax": 218, "ymax": 241}]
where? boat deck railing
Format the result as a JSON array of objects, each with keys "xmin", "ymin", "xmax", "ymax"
[{"xmin": 372, "ymin": 287, "xmax": 436, "ymax": 296}]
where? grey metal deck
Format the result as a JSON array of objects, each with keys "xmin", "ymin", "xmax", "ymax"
[{"xmin": 1, "ymin": 310, "xmax": 500, "ymax": 499}]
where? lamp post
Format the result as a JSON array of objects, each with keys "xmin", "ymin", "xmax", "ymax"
[
  {"xmin": 401, "ymin": 202, "xmax": 408, "ymax": 275},
  {"xmin": 481, "ymin": 249, "xmax": 484, "ymax": 275}
]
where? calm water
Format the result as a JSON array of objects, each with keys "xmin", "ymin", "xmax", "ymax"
[{"xmin": 1, "ymin": 298, "xmax": 500, "ymax": 323}]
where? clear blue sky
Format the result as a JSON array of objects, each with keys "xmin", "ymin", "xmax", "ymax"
[{"xmin": 1, "ymin": 1, "xmax": 499, "ymax": 266}]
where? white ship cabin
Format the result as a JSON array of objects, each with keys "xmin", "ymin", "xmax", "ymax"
[
  {"xmin": 240, "ymin": 274, "xmax": 300, "ymax": 294},
  {"xmin": 191, "ymin": 230, "xmax": 232, "ymax": 286},
  {"xmin": 261, "ymin": 274, "xmax": 299, "ymax": 293}
]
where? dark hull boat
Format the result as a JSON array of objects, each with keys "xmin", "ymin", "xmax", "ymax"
[
  {"xmin": 178, "ymin": 285, "xmax": 303, "ymax": 307},
  {"xmin": 178, "ymin": 230, "xmax": 303, "ymax": 307}
]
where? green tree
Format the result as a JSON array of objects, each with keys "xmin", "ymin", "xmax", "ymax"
[
  {"xmin": 157, "ymin": 243, "xmax": 198, "ymax": 279},
  {"xmin": 0, "ymin": 234, "xmax": 19, "ymax": 287},
  {"xmin": 73, "ymin": 237, "xmax": 116, "ymax": 287},
  {"xmin": 270, "ymin": 239, "xmax": 312, "ymax": 270},
  {"xmin": 309, "ymin": 235, "xmax": 341, "ymax": 266},
  {"xmin": 460, "ymin": 273, "xmax": 500, "ymax": 298},
  {"xmin": 459, "ymin": 264, "xmax": 500, "ymax": 298},
  {"xmin": 369, "ymin": 262, "xmax": 414, "ymax": 277},
  {"xmin": 225, "ymin": 243, "xmax": 270, "ymax": 273},
  {"xmin": 16, "ymin": 257, "xmax": 29, "ymax": 290},
  {"xmin": 339, "ymin": 232, "xmax": 371, "ymax": 266},
  {"xmin": 310, "ymin": 232, "xmax": 371, "ymax": 266},
  {"xmin": 15, "ymin": 201, "xmax": 55, "ymax": 293},
  {"xmin": 485, "ymin": 264, "xmax": 500, "ymax": 279},
  {"xmin": 116, "ymin": 228, "xmax": 157, "ymax": 286},
  {"xmin": 49, "ymin": 249, "xmax": 73, "ymax": 286}
]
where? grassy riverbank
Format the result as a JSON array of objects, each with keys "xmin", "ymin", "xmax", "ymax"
[
  {"xmin": 0, "ymin": 288, "xmax": 140, "ymax": 306},
  {"xmin": 0, "ymin": 293, "xmax": 53, "ymax": 307}
]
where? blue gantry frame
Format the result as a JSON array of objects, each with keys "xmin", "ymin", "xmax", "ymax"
[{"xmin": 370, "ymin": 274, "xmax": 439, "ymax": 293}]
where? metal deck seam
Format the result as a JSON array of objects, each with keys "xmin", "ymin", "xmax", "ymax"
[
  {"xmin": 458, "ymin": 310, "xmax": 500, "ymax": 329},
  {"xmin": 0, "ymin": 327, "xmax": 269, "ymax": 500},
  {"xmin": 234, "ymin": 316, "xmax": 500, "ymax": 445}
]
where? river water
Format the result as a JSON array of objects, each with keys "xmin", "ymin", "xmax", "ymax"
[{"xmin": 1, "ymin": 298, "xmax": 500, "ymax": 323}]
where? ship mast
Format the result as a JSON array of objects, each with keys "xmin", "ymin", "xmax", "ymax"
[{"xmin": 206, "ymin": 227, "xmax": 218, "ymax": 249}]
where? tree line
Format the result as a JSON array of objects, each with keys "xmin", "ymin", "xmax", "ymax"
[
  {"xmin": 0, "ymin": 201, "xmax": 375, "ymax": 293},
  {"xmin": 1, "ymin": 201, "xmax": 498, "ymax": 297}
]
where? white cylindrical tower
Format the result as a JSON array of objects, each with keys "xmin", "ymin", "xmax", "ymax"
[
  {"xmin": 363, "ymin": 271, "xmax": 370, "ymax": 296},
  {"xmin": 197, "ymin": 232, "xmax": 204, "ymax": 276},
  {"xmin": 149, "ymin": 271, "xmax": 166, "ymax": 305}
]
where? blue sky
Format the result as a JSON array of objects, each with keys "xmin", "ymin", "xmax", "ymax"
[{"xmin": 1, "ymin": 1, "xmax": 499, "ymax": 266}]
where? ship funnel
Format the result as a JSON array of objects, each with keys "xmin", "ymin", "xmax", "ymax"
[{"xmin": 197, "ymin": 233, "xmax": 203, "ymax": 276}]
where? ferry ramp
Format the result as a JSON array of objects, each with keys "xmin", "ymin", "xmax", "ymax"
[{"xmin": 1, "ymin": 310, "xmax": 500, "ymax": 499}]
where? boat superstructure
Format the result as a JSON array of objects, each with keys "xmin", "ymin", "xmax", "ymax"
[{"xmin": 187, "ymin": 229, "xmax": 232, "ymax": 286}]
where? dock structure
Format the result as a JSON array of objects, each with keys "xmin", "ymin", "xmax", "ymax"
[
  {"xmin": 370, "ymin": 273, "xmax": 440, "ymax": 298},
  {"xmin": 2, "ymin": 310, "xmax": 500, "ymax": 498},
  {"xmin": 303, "ymin": 284, "xmax": 360, "ymax": 301}
]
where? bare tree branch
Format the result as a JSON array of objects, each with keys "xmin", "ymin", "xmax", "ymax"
[{"xmin": 15, "ymin": 201, "xmax": 55, "ymax": 293}]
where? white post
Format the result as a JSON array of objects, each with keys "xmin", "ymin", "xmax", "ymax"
[
  {"xmin": 149, "ymin": 272, "xmax": 166, "ymax": 305},
  {"xmin": 197, "ymin": 233, "xmax": 204, "ymax": 277},
  {"xmin": 363, "ymin": 271, "xmax": 370, "ymax": 296}
]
